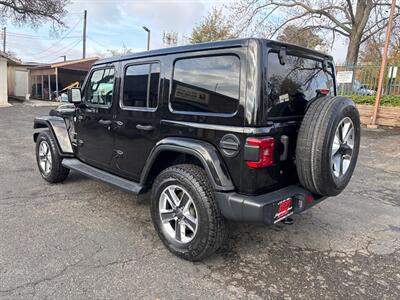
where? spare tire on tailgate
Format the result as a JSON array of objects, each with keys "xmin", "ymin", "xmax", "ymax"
[{"xmin": 296, "ymin": 96, "xmax": 360, "ymax": 196}]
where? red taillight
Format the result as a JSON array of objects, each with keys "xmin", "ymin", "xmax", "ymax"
[
  {"xmin": 276, "ymin": 198, "xmax": 293, "ymax": 219},
  {"xmin": 246, "ymin": 137, "xmax": 275, "ymax": 168}
]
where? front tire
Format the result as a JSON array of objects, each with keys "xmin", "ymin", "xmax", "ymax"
[
  {"xmin": 150, "ymin": 164, "xmax": 226, "ymax": 261},
  {"xmin": 35, "ymin": 130, "xmax": 69, "ymax": 183}
]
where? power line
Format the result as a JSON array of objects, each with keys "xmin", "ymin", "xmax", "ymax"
[
  {"xmin": 33, "ymin": 38, "xmax": 82, "ymax": 60},
  {"xmin": 7, "ymin": 32, "xmax": 81, "ymax": 40},
  {"xmin": 34, "ymin": 38, "xmax": 81, "ymax": 60},
  {"xmin": 87, "ymin": 36, "xmax": 109, "ymax": 49},
  {"xmin": 29, "ymin": 18, "xmax": 83, "ymax": 57},
  {"xmin": 48, "ymin": 39, "xmax": 83, "ymax": 62}
]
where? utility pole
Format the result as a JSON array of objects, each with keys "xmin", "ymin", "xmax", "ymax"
[
  {"xmin": 82, "ymin": 10, "xmax": 87, "ymax": 59},
  {"xmin": 2, "ymin": 27, "xmax": 6, "ymax": 53},
  {"xmin": 142, "ymin": 26, "xmax": 150, "ymax": 50},
  {"xmin": 370, "ymin": 0, "xmax": 397, "ymax": 127}
]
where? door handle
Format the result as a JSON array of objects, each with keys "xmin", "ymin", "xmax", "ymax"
[
  {"xmin": 136, "ymin": 124, "xmax": 154, "ymax": 131},
  {"xmin": 98, "ymin": 119, "xmax": 112, "ymax": 127}
]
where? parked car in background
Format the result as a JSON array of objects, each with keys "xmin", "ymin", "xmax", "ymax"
[
  {"xmin": 338, "ymin": 80, "xmax": 376, "ymax": 95},
  {"xmin": 353, "ymin": 80, "xmax": 376, "ymax": 95}
]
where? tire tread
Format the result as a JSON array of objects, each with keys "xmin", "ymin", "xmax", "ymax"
[{"xmin": 151, "ymin": 164, "xmax": 226, "ymax": 261}]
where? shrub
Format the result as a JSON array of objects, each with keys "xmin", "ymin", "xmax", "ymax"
[{"xmin": 346, "ymin": 95, "xmax": 400, "ymax": 107}]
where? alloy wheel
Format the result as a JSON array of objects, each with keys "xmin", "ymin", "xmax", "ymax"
[
  {"xmin": 331, "ymin": 117, "xmax": 355, "ymax": 177},
  {"xmin": 159, "ymin": 185, "xmax": 198, "ymax": 244},
  {"xmin": 38, "ymin": 140, "xmax": 52, "ymax": 175}
]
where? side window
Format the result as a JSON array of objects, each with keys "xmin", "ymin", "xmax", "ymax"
[
  {"xmin": 85, "ymin": 68, "xmax": 115, "ymax": 106},
  {"xmin": 170, "ymin": 55, "xmax": 240, "ymax": 115},
  {"xmin": 122, "ymin": 63, "xmax": 160, "ymax": 109}
]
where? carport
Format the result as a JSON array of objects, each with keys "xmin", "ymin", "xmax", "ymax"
[{"xmin": 29, "ymin": 57, "xmax": 98, "ymax": 100}]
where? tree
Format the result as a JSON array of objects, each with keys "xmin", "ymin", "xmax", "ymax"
[
  {"xmin": 190, "ymin": 8, "xmax": 238, "ymax": 44},
  {"xmin": 277, "ymin": 25, "xmax": 325, "ymax": 49},
  {"xmin": 163, "ymin": 31, "xmax": 178, "ymax": 47},
  {"xmin": 0, "ymin": 0, "xmax": 69, "ymax": 27},
  {"xmin": 231, "ymin": 0, "xmax": 400, "ymax": 65},
  {"xmin": 388, "ymin": 34, "xmax": 400, "ymax": 64},
  {"xmin": 359, "ymin": 38, "xmax": 383, "ymax": 64},
  {"xmin": 360, "ymin": 20, "xmax": 400, "ymax": 64},
  {"xmin": 95, "ymin": 45, "xmax": 134, "ymax": 58}
]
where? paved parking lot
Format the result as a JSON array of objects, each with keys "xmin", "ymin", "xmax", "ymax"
[{"xmin": 1, "ymin": 102, "xmax": 399, "ymax": 299}]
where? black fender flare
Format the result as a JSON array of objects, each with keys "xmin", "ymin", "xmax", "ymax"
[
  {"xmin": 140, "ymin": 137, "xmax": 235, "ymax": 192},
  {"xmin": 33, "ymin": 116, "xmax": 74, "ymax": 155}
]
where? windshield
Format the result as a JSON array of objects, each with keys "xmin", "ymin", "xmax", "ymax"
[{"xmin": 266, "ymin": 52, "xmax": 335, "ymax": 118}]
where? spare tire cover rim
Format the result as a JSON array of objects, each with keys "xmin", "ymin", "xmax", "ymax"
[{"xmin": 331, "ymin": 117, "xmax": 354, "ymax": 178}]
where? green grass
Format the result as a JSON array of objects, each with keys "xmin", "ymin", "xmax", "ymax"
[{"xmin": 346, "ymin": 95, "xmax": 400, "ymax": 107}]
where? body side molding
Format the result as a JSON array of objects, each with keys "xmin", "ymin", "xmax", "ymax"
[{"xmin": 140, "ymin": 137, "xmax": 235, "ymax": 192}]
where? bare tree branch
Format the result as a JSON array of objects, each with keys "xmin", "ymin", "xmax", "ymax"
[
  {"xmin": 361, "ymin": 12, "xmax": 400, "ymax": 43},
  {"xmin": 231, "ymin": 0, "xmax": 399, "ymax": 64},
  {"xmin": 0, "ymin": 0, "xmax": 69, "ymax": 27},
  {"xmin": 346, "ymin": 0, "xmax": 356, "ymax": 24},
  {"xmin": 268, "ymin": 1, "xmax": 352, "ymax": 33},
  {"xmin": 269, "ymin": 11, "xmax": 310, "ymax": 38},
  {"xmin": 303, "ymin": 25, "xmax": 350, "ymax": 37}
]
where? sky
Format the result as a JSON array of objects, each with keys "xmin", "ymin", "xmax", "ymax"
[{"xmin": 2, "ymin": 0, "xmax": 348, "ymax": 64}]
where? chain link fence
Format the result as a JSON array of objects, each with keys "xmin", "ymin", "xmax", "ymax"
[{"xmin": 336, "ymin": 64, "xmax": 400, "ymax": 96}]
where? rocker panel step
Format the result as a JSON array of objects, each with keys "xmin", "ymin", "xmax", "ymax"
[{"xmin": 62, "ymin": 158, "xmax": 143, "ymax": 194}]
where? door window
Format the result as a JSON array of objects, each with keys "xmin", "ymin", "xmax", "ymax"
[
  {"xmin": 85, "ymin": 68, "xmax": 115, "ymax": 106},
  {"xmin": 122, "ymin": 63, "xmax": 160, "ymax": 109}
]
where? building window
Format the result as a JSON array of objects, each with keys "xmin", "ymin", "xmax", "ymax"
[
  {"xmin": 170, "ymin": 55, "xmax": 240, "ymax": 115},
  {"xmin": 122, "ymin": 63, "xmax": 160, "ymax": 109}
]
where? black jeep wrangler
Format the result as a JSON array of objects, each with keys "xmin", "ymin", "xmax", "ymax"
[{"xmin": 33, "ymin": 39, "xmax": 360, "ymax": 261}]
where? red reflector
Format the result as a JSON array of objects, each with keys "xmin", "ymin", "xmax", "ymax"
[
  {"xmin": 275, "ymin": 198, "xmax": 293, "ymax": 219},
  {"xmin": 306, "ymin": 194, "xmax": 314, "ymax": 204},
  {"xmin": 319, "ymin": 89, "xmax": 330, "ymax": 95},
  {"xmin": 246, "ymin": 137, "xmax": 275, "ymax": 168}
]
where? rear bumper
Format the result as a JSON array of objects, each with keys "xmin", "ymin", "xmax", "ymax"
[{"xmin": 215, "ymin": 185, "xmax": 327, "ymax": 224}]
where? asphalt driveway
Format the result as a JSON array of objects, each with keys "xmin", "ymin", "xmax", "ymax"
[{"xmin": 1, "ymin": 102, "xmax": 399, "ymax": 299}]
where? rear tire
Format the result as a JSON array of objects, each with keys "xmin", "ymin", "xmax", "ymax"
[
  {"xmin": 35, "ymin": 130, "xmax": 69, "ymax": 183},
  {"xmin": 150, "ymin": 164, "xmax": 226, "ymax": 261},
  {"xmin": 296, "ymin": 96, "xmax": 360, "ymax": 196}
]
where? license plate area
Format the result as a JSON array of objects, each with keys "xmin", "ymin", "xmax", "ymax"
[{"xmin": 273, "ymin": 197, "xmax": 293, "ymax": 224}]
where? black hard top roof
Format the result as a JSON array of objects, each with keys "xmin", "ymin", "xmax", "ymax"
[{"xmin": 94, "ymin": 38, "xmax": 333, "ymax": 66}]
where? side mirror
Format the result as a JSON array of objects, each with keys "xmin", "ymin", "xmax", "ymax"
[{"xmin": 67, "ymin": 88, "xmax": 82, "ymax": 104}]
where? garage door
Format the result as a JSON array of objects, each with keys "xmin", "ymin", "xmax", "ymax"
[{"xmin": 15, "ymin": 70, "xmax": 28, "ymax": 97}]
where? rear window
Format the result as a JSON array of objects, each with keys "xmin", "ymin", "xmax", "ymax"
[
  {"xmin": 266, "ymin": 52, "xmax": 334, "ymax": 118},
  {"xmin": 170, "ymin": 55, "xmax": 240, "ymax": 115}
]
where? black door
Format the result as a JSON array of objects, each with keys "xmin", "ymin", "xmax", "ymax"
[
  {"xmin": 75, "ymin": 66, "xmax": 116, "ymax": 171},
  {"xmin": 112, "ymin": 61, "xmax": 161, "ymax": 180}
]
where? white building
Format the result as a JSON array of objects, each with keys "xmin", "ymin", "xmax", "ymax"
[{"xmin": 0, "ymin": 51, "xmax": 36, "ymax": 106}]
